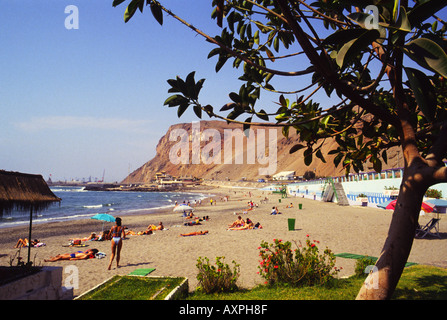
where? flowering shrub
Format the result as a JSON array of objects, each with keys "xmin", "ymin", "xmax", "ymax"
[
  {"xmin": 354, "ymin": 256, "xmax": 377, "ymax": 277},
  {"xmin": 196, "ymin": 256, "xmax": 240, "ymax": 294},
  {"xmin": 258, "ymin": 237, "xmax": 339, "ymax": 287}
]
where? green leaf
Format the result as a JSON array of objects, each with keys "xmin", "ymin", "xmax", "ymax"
[
  {"xmin": 256, "ymin": 109, "xmax": 269, "ymax": 121},
  {"xmin": 404, "ymin": 67, "xmax": 437, "ymax": 121},
  {"xmin": 304, "ymin": 147, "xmax": 313, "ymax": 166},
  {"xmin": 394, "ymin": 7, "xmax": 411, "ymax": 32},
  {"xmin": 203, "ymin": 105, "xmax": 213, "ymax": 117},
  {"xmin": 289, "ymin": 144, "xmax": 305, "ymax": 154},
  {"xmin": 229, "ymin": 92, "xmax": 241, "ymax": 103},
  {"xmin": 254, "ymin": 30, "xmax": 260, "ymax": 45},
  {"xmin": 177, "ymin": 103, "xmax": 189, "ymax": 118},
  {"xmin": 220, "ymin": 103, "xmax": 237, "ymax": 112},
  {"xmin": 273, "ymin": 36, "xmax": 279, "ymax": 52},
  {"xmin": 403, "ymin": 38, "xmax": 447, "ymax": 77},
  {"xmin": 392, "ymin": 0, "xmax": 401, "ymax": 23},
  {"xmin": 322, "ymin": 28, "xmax": 366, "ymax": 47},
  {"xmin": 185, "ymin": 71, "xmax": 197, "ymax": 99},
  {"xmin": 371, "ymin": 155, "xmax": 382, "ymax": 173},
  {"xmin": 193, "ymin": 105, "xmax": 202, "ymax": 119},
  {"xmin": 243, "ymin": 117, "xmax": 252, "ymax": 133},
  {"xmin": 333, "ymin": 153, "xmax": 344, "ymax": 168},
  {"xmin": 321, "ymin": 115, "xmax": 331, "ymax": 127},
  {"xmin": 164, "ymin": 94, "xmax": 180, "ymax": 106},
  {"xmin": 336, "ymin": 29, "xmax": 381, "ymax": 68},
  {"xmin": 316, "ymin": 149, "xmax": 326, "ymax": 163},
  {"xmin": 163, "ymin": 94, "xmax": 187, "ymax": 107},
  {"xmin": 279, "ymin": 94, "xmax": 287, "ymax": 108},
  {"xmin": 347, "ymin": 12, "xmax": 375, "ymax": 29},
  {"xmin": 407, "ymin": 0, "xmax": 447, "ymax": 27},
  {"xmin": 215, "ymin": 55, "xmax": 229, "ymax": 72},
  {"xmin": 124, "ymin": 0, "xmax": 141, "ymax": 23},
  {"xmin": 346, "ymin": 11, "xmax": 386, "ymax": 41},
  {"xmin": 150, "ymin": 1, "xmax": 163, "ymax": 25},
  {"xmin": 382, "ymin": 150, "xmax": 388, "ymax": 165},
  {"xmin": 112, "ymin": 0, "xmax": 126, "ymax": 7}
]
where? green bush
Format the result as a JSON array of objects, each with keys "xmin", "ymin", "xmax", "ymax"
[
  {"xmin": 354, "ymin": 256, "xmax": 377, "ymax": 277},
  {"xmin": 196, "ymin": 256, "xmax": 240, "ymax": 294},
  {"xmin": 258, "ymin": 237, "xmax": 340, "ymax": 287},
  {"xmin": 425, "ymin": 188, "xmax": 442, "ymax": 199}
]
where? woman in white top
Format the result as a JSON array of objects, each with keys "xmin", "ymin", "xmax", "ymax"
[{"xmin": 108, "ymin": 217, "xmax": 125, "ymax": 270}]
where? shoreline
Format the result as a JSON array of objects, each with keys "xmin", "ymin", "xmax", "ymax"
[
  {"xmin": 0, "ymin": 186, "xmax": 215, "ymax": 231},
  {"xmin": 1, "ymin": 184, "xmax": 446, "ymax": 298}
]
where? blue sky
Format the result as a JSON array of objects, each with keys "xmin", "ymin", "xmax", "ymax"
[
  {"xmin": 0, "ymin": 1, "xmax": 247, "ymax": 182},
  {"xmin": 1, "ymin": 1, "xmax": 444, "ymax": 182}
]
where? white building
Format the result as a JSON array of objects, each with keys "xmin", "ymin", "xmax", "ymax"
[{"xmin": 272, "ymin": 171, "xmax": 295, "ymax": 180}]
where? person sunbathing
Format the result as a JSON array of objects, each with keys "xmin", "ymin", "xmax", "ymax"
[
  {"xmin": 228, "ymin": 216, "xmax": 244, "ymax": 228},
  {"xmin": 14, "ymin": 238, "xmax": 43, "ymax": 248},
  {"xmin": 126, "ymin": 229, "xmax": 152, "ymax": 235},
  {"xmin": 180, "ymin": 230, "xmax": 208, "ymax": 236},
  {"xmin": 184, "ymin": 219, "xmax": 201, "ymax": 226},
  {"xmin": 228, "ymin": 218, "xmax": 254, "ymax": 230},
  {"xmin": 185, "ymin": 212, "xmax": 195, "ymax": 219},
  {"xmin": 99, "ymin": 230, "xmax": 111, "ymax": 240},
  {"xmin": 44, "ymin": 249, "xmax": 99, "ymax": 262},
  {"xmin": 147, "ymin": 222, "xmax": 164, "ymax": 231}
]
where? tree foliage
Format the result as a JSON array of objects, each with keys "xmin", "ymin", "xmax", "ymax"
[
  {"xmin": 113, "ymin": 0, "xmax": 447, "ymax": 299},
  {"xmin": 114, "ymin": 0, "xmax": 446, "ymax": 176}
]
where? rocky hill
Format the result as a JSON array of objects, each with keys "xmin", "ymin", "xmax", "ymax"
[{"xmin": 122, "ymin": 120, "xmax": 399, "ymax": 183}]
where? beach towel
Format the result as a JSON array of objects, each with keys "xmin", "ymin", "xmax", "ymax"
[
  {"xmin": 128, "ymin": 268, "xmax": 156, "ymax": 276},
  {"xmin": 335, "ymin": 253, "xmax": 417, "ymax": 267},
  {"xmin": 62, "ymin": 244, "xmax": 88, "ymax": 247}
]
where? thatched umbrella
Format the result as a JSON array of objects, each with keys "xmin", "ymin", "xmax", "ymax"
[{"xmin": 0, "ymin": 170, "xmax": 61, "ymax": 264}]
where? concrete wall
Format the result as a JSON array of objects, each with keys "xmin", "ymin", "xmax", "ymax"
[{"xmin": 0, "ymin": 266, "xmax": 73, "ymax": 300}]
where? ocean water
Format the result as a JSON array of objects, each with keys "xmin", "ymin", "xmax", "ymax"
[{"xmin": 0, "ymin": 186, "xmax": 207, "ymax": 229}]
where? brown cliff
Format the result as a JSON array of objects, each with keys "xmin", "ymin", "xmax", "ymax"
[{"xmin": 122, "ymin": 120, "xmax": 399, "ymax": 183}]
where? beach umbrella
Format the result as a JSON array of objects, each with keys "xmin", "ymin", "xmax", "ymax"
[
  {"xmin": 425, "ymin": 199, "xmax": 447, "ymax": 207},
  {"xmin": 425, "ymin": 199, "xmax": 447, "ymax": 213},
  {"xmin": 173, "ymin": 205, "xmax": 194, "ymax": 212},
  {"xmin": 381, "ymin": 200, "xmax": 434, "ymax": 213},
  {"xmin": 0, "ymin": 171, "xmax": 61, "ymax": 265},
  {"xmin": 91, "ymin": 213, "xmax": 115, "ymax": 231},
  {"xmin": 377, "ymin": 200, "xmax": 393, "ymax": 209}
]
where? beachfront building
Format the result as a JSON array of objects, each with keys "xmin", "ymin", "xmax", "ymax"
[
  {"xmin": 272, "ymin": 171, "xmax": 295, "ymax": 181},
  {"xmin": 284, "ymin": 167, "xmax": 447, "ymax": 207},
  {"xmin": 154, "ymin": 171, "xmax": 175, "ymax": 183}
]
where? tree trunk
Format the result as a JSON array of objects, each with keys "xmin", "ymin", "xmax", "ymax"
[{"xmin": 356, "ymin": 164, "xmax": 428, "ymax": 299}]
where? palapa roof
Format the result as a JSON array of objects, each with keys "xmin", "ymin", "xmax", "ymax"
[{"xmin": 0, "ymin": 170, "xmax": 61, "ymax": 215}]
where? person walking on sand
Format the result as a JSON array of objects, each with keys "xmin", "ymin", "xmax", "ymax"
[{"xmin": 108, "ymin": 217, "xmax": 125, "ymax": 270}]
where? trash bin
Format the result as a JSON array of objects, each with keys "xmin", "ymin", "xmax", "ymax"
[
  {"xmin": 279, "ymin": 199, "xmax": 281, "ymax": 203},
  {"xmin": 288, "ymin": 218, "xmax": 295, "ymax": 231},
  {"xmin": 298, "ymin": 203, "xmax": 303, "ymax": 210}
]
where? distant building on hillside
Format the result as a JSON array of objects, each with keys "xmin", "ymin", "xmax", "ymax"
[{"xmin": 273, "ymin": 171, "xmax": 295, "ymax": 181}]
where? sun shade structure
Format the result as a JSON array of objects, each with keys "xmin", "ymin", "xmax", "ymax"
[{"xmin": 0, "ymin": 170, "xmax": 61, "ymax": 263}]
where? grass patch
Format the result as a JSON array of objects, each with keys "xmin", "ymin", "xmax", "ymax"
[
  {"xmin": 77, "ymin": 265, "xmax": 447, "ymax": 300},
  {"xmin": 187, "ymin": 265, "xmax": 447, "ymax": 300},
  {"xmin": 78, "ymin": 276, "xmax": 185, "ymax": 300},
  {"xmin": 393, "ymin": 265, "xmax": 447, "ymax": 300}
]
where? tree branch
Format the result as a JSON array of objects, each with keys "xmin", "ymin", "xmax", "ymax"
[
  {"xmin": 425, "ymin": 121, "xmax": 447, "ymax": 168},
  {"xmin": 159, "ymin": 3, "xmax": 315, "ymax": 77},
  {"xmin": 276, "ymin": 0, "xmax": 401, "ymax": 129}
]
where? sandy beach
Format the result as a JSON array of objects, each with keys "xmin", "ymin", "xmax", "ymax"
[{"xmin": 1, "ymin": 184, "xmax": 446, "ymax": 298}]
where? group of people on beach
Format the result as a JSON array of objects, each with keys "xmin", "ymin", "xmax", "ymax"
[
  {"xmin": 227, "ymin": 216, "xmax": 262, "ymax": 230},
  {"xmin": 41, "ymin": 217, "xmax": 126, "ymax": 270},
  {"xmin": 23, "ymin": 195, "xmax": 283, "ymax": 269}
]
